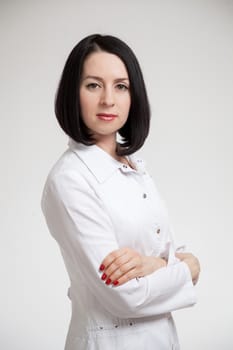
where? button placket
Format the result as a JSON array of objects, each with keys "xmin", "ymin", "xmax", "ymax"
[{"xmin": 153, "ymin": 224, "xmax": 162, "ymax": 240}]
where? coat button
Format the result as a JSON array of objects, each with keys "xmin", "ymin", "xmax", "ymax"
[
  {"xmin": 123, "ymin": 164, "xmax": 128, "ymax": 168},
  {"xmin": 156, "ymin": 228, "xmax": 160, "ymax": 234},
  {"xmin": 143, "ymin": 193, "xmax": 147, "ymax": 198}
]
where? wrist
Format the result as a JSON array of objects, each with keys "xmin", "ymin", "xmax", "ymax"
[
  {"xmin": 154, "ymin": 257, "xmax": 167, "ymax": 269},
  {"xmin": 160, "ymin": 257, "xmax": 167, "ymax": 268}
]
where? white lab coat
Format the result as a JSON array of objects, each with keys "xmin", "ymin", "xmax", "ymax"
[{"xmin": 41, "ymin": 138, "xmax": 196, "ymax": 350}]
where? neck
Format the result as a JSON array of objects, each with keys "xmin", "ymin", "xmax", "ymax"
[
  {"xmin": 95, "ymin": 134, "xmax": 118, "ymax": 159},
  {"xmin": 95, "ymin": 134, "xmax": 131, "ymax": 166}
]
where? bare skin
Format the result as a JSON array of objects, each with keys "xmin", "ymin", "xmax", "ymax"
[
  {"xmin": 175, "ymin": 252, "xmax": 200, "ymax": 285},
  {"xmin": 100, "ymin": 247, "xmax": 167, "ymax": 286},
  {"xmin": 99, "ymin": 248, "xmax": 200, "ymax": 287}
]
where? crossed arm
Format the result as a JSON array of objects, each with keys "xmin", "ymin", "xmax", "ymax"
[
  {"xmin": 99, "ymin": 247, "xmax": 200, "ymax": 287},
  {"xmin": 42, "ymin": 171, "xmax": 199, "ymax": 318}
]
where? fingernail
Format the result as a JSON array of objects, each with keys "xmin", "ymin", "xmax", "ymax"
[
  {"xmin": 113, "ymin": 280, "xmax": 119, "ymax": 286},
  {"xmin": 99, "ymin": 264, "xmax": 105, "ymax": 271},
  {"xmin": 101, "ymin": 273, "xmax": 107, "ymax": 281},
  {"xmin": 105, "ymin": 278, "xmax": 111, "ymax": 285}
]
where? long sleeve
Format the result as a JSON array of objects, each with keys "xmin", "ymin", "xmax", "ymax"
[{"xmin": 41, "ymin": 169, "xmax": 196, "ymax": 319}]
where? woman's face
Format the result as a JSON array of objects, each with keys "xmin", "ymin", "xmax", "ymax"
[{"xmin": 79, "ymin": 51, "xmax": 131, "ymax": 142}]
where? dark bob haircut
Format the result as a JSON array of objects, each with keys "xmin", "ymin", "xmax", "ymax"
[{"xmin": 55, "ymin": 34, "xmax": 150, "ymax": 156}]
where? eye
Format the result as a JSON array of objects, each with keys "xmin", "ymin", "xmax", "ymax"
[
  {"xmin": 116, "ymin": 84, "xmax": 129, "ymax": 91},
  {"xmin": 86, "ymin": 83, "xmax": 100, "ymax": 90}
]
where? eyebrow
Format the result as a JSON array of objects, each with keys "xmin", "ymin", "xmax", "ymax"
[{"xmin": 82, "ymin": 75, "xmax": 129, "ymax": 83}]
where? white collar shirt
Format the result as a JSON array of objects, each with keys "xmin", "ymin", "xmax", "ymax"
[{"xmin": 41, "ymin": 138, "xmax": 196, "ymax": 350}]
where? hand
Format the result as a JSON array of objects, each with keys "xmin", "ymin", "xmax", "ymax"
[
  {"xmin": 176, "ymin": 252, "xmax": 200, "ymax": 285},
  {"xmin": 99, "ymin": 247, "xmax": 167, "ymax": 287}
]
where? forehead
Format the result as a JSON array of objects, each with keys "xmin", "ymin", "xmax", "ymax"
[{"xmin": 82, "ymin": 51, "xmax": 129, "ymax": 78}]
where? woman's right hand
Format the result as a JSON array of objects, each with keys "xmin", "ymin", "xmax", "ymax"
[
  {"xmin": 99, "ymin": 247, "xmax": 167, "ymax": 287},
  {"xmin": 175, "ymin": 252, "xmax": 200, "ymax": 285}
]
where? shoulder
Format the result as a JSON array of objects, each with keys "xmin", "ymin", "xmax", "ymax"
[{"xmin": 42, "ymin": 147, "xmax": 94, "ymax": 199}]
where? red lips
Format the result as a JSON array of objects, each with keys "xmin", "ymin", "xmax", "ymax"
[{"xmin": 96, "ymin": 113, "xmax": 117, "ymax": 121}]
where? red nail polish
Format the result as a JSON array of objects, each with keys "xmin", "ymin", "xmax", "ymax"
[
  {"xmin": 101, "ymin": 273, "xmax": 107, "ymax": 281},
  {"xmin": 106, "ymin": 278, "xmax": 111, "ymax": 285},
  {"xmin": 99, "ymin": 264, "xmax": 105, "ymax": 271},
  {"xmin": 113, "ymin": 280, "xmax": 119, "ymax": 286}
]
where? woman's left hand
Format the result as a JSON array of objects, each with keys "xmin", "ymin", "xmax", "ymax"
[{"xmin": 99, "ymin": 247, "xmax": 166, "ymax": 287}]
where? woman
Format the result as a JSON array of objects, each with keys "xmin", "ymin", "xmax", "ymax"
[{"xmin": 41, "ymin": 34, "xmax": 200, "ymax": 350}]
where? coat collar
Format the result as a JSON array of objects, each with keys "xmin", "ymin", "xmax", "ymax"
[{"xmin": 68, "ymin": 138, "xmax": 146, "ymax": 183}]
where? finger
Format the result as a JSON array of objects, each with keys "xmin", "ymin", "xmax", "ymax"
[
  {"xmin": 107, "ymin": 259, "xmax": 140, "ymax": 283},
  {"xmin": 104, "ymin": 249, "xmax": 140, "ymax": 275},
  {"xmin": 175, "ymin": 252, "xmax": 192, "ymax": 260},
  {"xmin": 103, "ymin": 254, "xmax": 140, "ymax": 285},
  {"xmin": 99, "ymin": 247, "xmax": 128, "ymax": 271},
  {"xmin": 104, "ymin": 253, "xmax": 132, "ymax": 277},
  {"xmin": 112, "ymin": 268, "xmax": 139, "ymax": 287}
]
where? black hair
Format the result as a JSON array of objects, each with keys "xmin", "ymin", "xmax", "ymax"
[{"xmin": 55, "ymin": 34, "xmax": 150, "ymax": 156}]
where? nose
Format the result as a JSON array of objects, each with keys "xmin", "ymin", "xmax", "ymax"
[{"xmin": 100, "ymin": 87, "xmax": 115, "ymax": 107}]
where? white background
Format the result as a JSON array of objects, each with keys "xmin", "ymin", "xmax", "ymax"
[{"xmin": 1, "ymin": 0, "xmax": 233, "ymax": 349}]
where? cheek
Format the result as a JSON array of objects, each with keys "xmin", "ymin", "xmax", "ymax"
[
  {"xmin": 79, "ymin": 92, "xmax": 94, "ymax": 116},
  {"xmin": 118, "ymin": 92, "xmax": 131, "ymax": 111}
]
